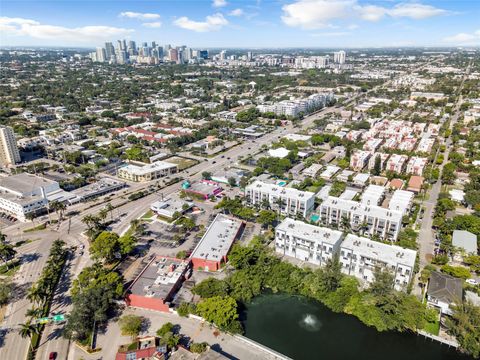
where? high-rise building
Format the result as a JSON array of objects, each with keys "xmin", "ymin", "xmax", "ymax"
[
  {"xmin": 105, "ymin": 42, "xmax": 115, "ymax": 61},
  {"xmin": 169, "ymin": 48, "xmax": 178, "ymax": 62},
  {"xmin": 199, "ymin": 50, "xmax": 208, "ymax": 59},
  {"xmin": 247, "ymin": 51, "xmax": 253, "ymax": 61},
  {"xmin": 333, "ymin": 50, "xmax": 346, "ymax": 64},
  {"xmin": 122, "ymin": 39, "xmax": 127, "ymax": 51},
  {"xmin": 0, "ymin": 126, "xmax": 21, "ymax": 166},
  {"xmin": 96, "ymin": 47, "xmax": 106, "ymax": 62},
  {"xmin": 128, "ymin": 41, "xmax": 137, "ymax": 55},
  {"xmin": 219, "ymin": 50, "xmax": 227, "ymax": 61}
]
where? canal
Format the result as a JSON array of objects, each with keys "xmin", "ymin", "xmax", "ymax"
[{"xmin": 241, "ymin": 294, "xmax": 472, "ymax": 360}]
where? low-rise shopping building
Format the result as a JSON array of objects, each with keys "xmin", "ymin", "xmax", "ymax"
[
  {"xmin": 190, "ymin": 214, "xmax": 244, "ymax": 271},
  {"xmin": 125, "ymin": 255, "xmax": 191, "ymax": 312},
  {"xmin": 117, "ymin": 161, "xmax": 178, "ymax": 182}
]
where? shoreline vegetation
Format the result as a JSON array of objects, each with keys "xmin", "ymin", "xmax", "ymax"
[{"xmin": 181, "ymin": 236, "xmax": 479, "ymax": 359}]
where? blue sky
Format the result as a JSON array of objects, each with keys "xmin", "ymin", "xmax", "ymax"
[{"xmin": 0, "ymin": 0, "xmax": 479, "ymax": 48}]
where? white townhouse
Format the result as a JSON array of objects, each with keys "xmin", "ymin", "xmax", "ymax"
[
  {"xmin": 339, "ymin": 234, "xmax": 417, "ymax": 291},
  {"xmin": 275, "ymin": 218, "xmax": 344, "ymax": 266},
  {"xmin": 245, "ymin": 181, "xmax": 315, "ymax": 218},
  {"xmin": 319, "ymin": 196, "xmax": 403, "ymax": 241}
]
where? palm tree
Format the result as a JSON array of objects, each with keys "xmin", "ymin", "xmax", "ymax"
[
  {"xmin": 105, "ymin": 203, "xmax": 114, "ymax": 220},
  {"xmin": 25, "ymin": 212, "xmax": 36, "ymax": 225},
  {"xmin": 18, "ymin": 322, "xmax": 39, "ymax": 352},
  {"xmin": 25, "ymin": 307, "xmax": 42, "ymax": 320},
  {"xmin": 27, "ymin": 286, "xmax": 45, "ymax": 307},
  {"xmin": 0, "ymin": 243, "xmax": 16, "ymax": 270}
]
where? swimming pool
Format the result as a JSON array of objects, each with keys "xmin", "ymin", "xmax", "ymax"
[
  {"xmin": 277, "ymin": 181, "xmax": 287, "ymax": 187},
  {"xmin": 310, "ymin": 214, "xmax": 320, "ymax": 222}
]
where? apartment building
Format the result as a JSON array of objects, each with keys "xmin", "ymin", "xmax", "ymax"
[
  {"xmin": 0, "ymin": 126, "xmax": 21, "ymax": 167},
  {"xmin": 339, "ymin": 234, "xmax": 417, "ymax": 291},
  {"xmin": 416, "ymin": 138, "xmax": 435, "ymax": 153},
  {"xmin": 350, "ymin": 150, "xmax": 371, "ymax": 171},
  {"xmin": 117, "ymin": 161, "xmax": 177, "ymax": 182},
  {"xmin": 389, "ymin": 190, "xmax": 414, "ymax": 215},
  {"xmin": 320, "ymin": 196, "xmax": 403, "ymax": 240},
  {"xmin": 245, "ymin": 180, "xmax": 315, "ymax": 218},
  {"xmin": 363, "ymin": 138, "xmax": 383, "ymax": 153},
  {"xmin": 361, "ymin": 185, "xmax": 386, "ymax": 206},
  {"xmin": 385, "ymin": 154, "xmax": 408, "ymax": 173},
  {"xmin": 368, "ymin": 153, "xmax": 389, "ymax": 171},
  {"xmin": 406, "ymin": 156, "xmax": 428, "ymax": 176},
  {"xmin": 275, "ymin": 218, "xmax": 343, "ymax": 266}
]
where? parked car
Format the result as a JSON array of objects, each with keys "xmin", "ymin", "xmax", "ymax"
[
  {"xmin": 466, "ymin": 279, "xmax": 479, "ymax": 286},
  {"xmin": 49, "ymin": 352, "xmax": 57, "ymax": 360}
]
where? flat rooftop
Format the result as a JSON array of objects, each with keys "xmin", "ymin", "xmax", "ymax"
[
  {"xmin": 342, "ymin": 234, "xmax": 416, "ymax": 267},
  {"xmin": 247, "ymin": 180, "xmax": 315, "ymax": 201},
  {"xmin": 129, "ymin": 256, "xmax": 189, "ymax": 301},
  {"xmin": 0, "ymin": 173, "xmax": 57, "ymax": 196},
  {"xmin": 276, "ymin": 217, "xmax": 343, "ymax": 245},
  {"xmin": 120, "ymin": 160, "xmax": 177, "ymax": 176},
  {"xmin": 190, "ymin": 214, "xmax": 243, "ymax": 263},
  {"xmin": 71, "ymin": 177, "xmax": 125, "ymax": 198}
]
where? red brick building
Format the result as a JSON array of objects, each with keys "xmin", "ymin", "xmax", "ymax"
[
  {"xmin": 190, "ymin": 214, "xmax": 244, "ymax": 271},
  {"xmin": 125, "ymin": 256, "xmax": 191, "ymax": 312}
]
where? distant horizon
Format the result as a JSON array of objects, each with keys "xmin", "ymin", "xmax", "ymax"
[
  {"xmin": 1, "ymin": 0, "xmax": 479, "ymax": 48},
  {"xmin": 1, "ymin": 45, "xmax": 478, "ymax": 51}
]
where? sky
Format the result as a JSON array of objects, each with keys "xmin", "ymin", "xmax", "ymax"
[{"xmin": 0, "ymin": 0, "xmax": 479, "ymax": 48}]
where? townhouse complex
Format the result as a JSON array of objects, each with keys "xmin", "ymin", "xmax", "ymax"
[
  {"xmin": 257, "ymin": 92, "xmax": 334, "ymax": 117},
  {"xmin": 339, "ymin": 234, "xmax": 417, "ymax": 291},
  {"xmin": 245, "ymin": 180, "xmax": 315, "ymax": 218}
]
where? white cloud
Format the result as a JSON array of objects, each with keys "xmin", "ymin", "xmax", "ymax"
[
  {"xmin": 213, "ymin": 0, "xmax": 227, "ymax": 8},
  {"xmin": 358, "ymin": 5, "xmax": 387, "ymax": 22},
  {"xmin": 310, "ymin": 31, "xmax": 350, "ymax": 37},
  {"xmin": 174, "ymin": 13, "xmax": 228, "ymax": 32},
  {"xmin": 229, "ymin": 9, "xmax": 244, "ymax": 17},
  {"xmin": 119, "ymin": 11, "xmax": 161, "ymax": 20},
  {"xmin": 389, "ymin": 3, "xmax": 447, "ymax": 19},
  {"xmin": 281, "ymin": 0, "xmax": 447, "ymax": 29},
  {"xmin": 142, "ymin": 22, "xmax": 162, "ymax": 28},
  {"xmin": 0, "ymin": 17, "xmax": 134, "ymax": 44},
  {"xmin": 444, "ymin": 30, "xmax": 480, "ymax": 46},
  {"xmin": 282, "ymin": 0, "xmax": 353, "ymax": 29}
]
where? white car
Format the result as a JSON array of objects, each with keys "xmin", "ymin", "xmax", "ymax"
[{"xmin": 466, "ymin": 279, "xmax": 479, "ymax": 286}]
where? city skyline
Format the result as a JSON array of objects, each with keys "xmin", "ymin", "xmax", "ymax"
[{"xmin": 1, "ymin": 0, "xmax": 479, "ymax": 48}]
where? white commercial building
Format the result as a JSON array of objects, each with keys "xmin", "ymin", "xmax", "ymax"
[
  {"xmin": 361, "ymin": 185, "xmax": 386, "ymax": 206},
  {"xmin": 117, "ymin": 161, "xmax": 178, "ymax": 182},
  {"xmin": 320, "ymin": 196, "xmax": 403, "ymax": 240},
  {"xmin": 0, "ymin": 173, "xmax": 74, "ymax": 221},
  {"xmin": 339, "ymin": 234, "xmax": 417, "ymax": 291},
  {"xmin": 0, "ymin": 126, "xmax": 21, "ymax": 167},
  {"xmin": 245, "ymin": 180, "xmax": 315, "ymax": 218},
  {"xmin": 275, "ymin": 218, "xmax": 343, "ymax": 266}
]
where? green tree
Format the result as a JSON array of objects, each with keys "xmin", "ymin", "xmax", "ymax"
[
  {"xmin": 258, "ymin": 210, "xmax": 276, "ymax": 228},
  {"xmin": 190, "ymin": 342, "xmax": 208, "ymax": 353},
  {"xmin": 195, "ymin": 296, "xmax": 241, "ymax": 332},
  {"xmin": 119, "ymin": 315, "xmax": 144, "ymax": 339},
  {"xmin": 18, "ymin": 322, "xmax": 39, "ymax": 352},
  {"xmin": 192, "ymin": 278, "xmax": 230, "ymax": 298},
  {"xmin": 446, "ymin": 301, "xmax": 480, "ymax": 358},
  {"xmin": 372, "ymin": 155, "xmax": 382, "ymax": 176},
  {"xmin": 0, "ymin": 242, "xmax": 16, "ymax": 269},
  {"xmin": 202, "ymin": 171, "xmax": 212, "ymax": 180},
  {"xmin": 156, "ymin": 322, "xmax": 174, "ymax": 337},
  {"xmin": 89, "ymin": 231, "xmax": 120, "ymax": 263},
  {"xmin": 0, "ymin": 281, "xmax": 12, "ymax": 306}
]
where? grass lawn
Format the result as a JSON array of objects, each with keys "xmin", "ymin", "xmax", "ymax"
[
  {"xmin": 141, "ymin": 209, "xmax": 154, "ymax": 219},
  {"xmin": 23, "ymin": 223, "xmax": 47, "ymax": 233},
  {"xmin": 165, "ymin": 156, "xmax": 198, "ymax": 170},
  {"xmin": 424, "ymin": 320, "xmax": 440, "ymax": 336},
  {"xmin": 0, "ymin": 259, "xmax": 20, "ymax": 276}
]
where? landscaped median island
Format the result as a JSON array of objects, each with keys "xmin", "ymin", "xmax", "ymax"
[
  {"xmin": 20, "ymin": 239, "xmax": 68, "ymax": 360},
  {"xmin": 176, "ymin": 237, "xmax": 480, "ymax": 359}
]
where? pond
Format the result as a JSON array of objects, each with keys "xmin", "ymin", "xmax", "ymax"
[{"xmin": 241, "ymin": 293, "xmax": 471, "ymax": 360}]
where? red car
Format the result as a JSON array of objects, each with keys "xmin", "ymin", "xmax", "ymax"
[{"xmin": 49, "ymin": 352, "xmax": 56, "ymax": 360}]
